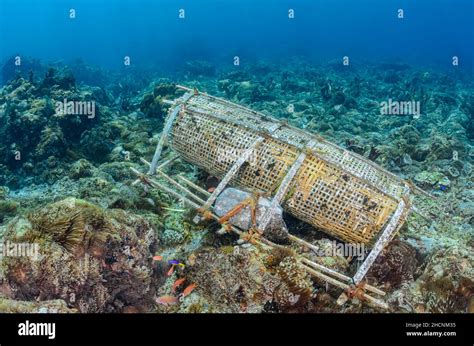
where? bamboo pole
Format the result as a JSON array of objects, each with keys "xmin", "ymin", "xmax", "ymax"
[
  {"xmin": 176, "ymin": 175, "xmax": 210, "ymax": 197},
  {"xmin": 300, "ymin": 258, "xmax": 385, "ymax": 297},
  {"xmin": 132, "ymin": 155, "xmax": 179, "ymax": 186},
  {"xmin": 141, "ymin": 156, "xmax": 179, "ymax": 174},
  {"xmin": 148, "ymin": 105, "xmax": 181, "ymax": 175},
  {"xmin": 303, "ymin": 265, "xmax": 389, "ymax": 310},
  {"xmin": 131, "ymin": 167, "xmax": 200, "ymax": 208}
]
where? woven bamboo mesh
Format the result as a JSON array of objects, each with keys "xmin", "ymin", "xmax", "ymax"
[{"xmin": 168, "ymin": 92, "xmax": 410, "ymax": 245}]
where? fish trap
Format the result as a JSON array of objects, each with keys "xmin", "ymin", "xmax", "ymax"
[
  {"xmin": 166, "ymin": 90, "xmax": 411, "ymax": 247},
  {"xmin": 131, "ymin": 85, "xmax": 415, "ymax": 309}
]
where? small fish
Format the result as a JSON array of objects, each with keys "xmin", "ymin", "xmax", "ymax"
[
  {"xmin": 168, "ymin": 260, "xmax": 180, "ymax": 265},
  {"xmin": 172, "ymin": 277, "xmax": 186, "ymax": 292},
  {"xmin": 182, "ymin": 283, "xmax": 197, "ymax": 298},
  {"xmin": 152, "ymin": 255, "xmax": 163, "ymax": 261},
  {"xmin": 208, "ymin": 187, "xmax": 216, "ymax": 193},
  {"xmin": 167, "ymin": 264, "xmax": 175, "ymax": 276},
  {"xmin": 155, "ymin": 295, "xmax": 178, "ymax": 306}
]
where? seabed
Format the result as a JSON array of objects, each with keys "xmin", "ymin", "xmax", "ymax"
[{"xmin": 0, "ymin": 57, "xmax": 472, "ymax": 314}]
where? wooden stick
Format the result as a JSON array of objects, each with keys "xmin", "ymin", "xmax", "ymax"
[
  {"xmin": 303, "ymin": 265, "xmax": 389, "ymax": 310},
  {"xmin": 141, "ymin": 156, "xmax": 179, "ymax": 174},
  {"xmin": 176, "ymin": 175, "xmax": 210, "ymax": 197},
  {"xmin": 140, "ymin": 157, "xmax": 206, "ymax": 205},
  {"xmin": 288, "ymin": 234, "xmax": 320, "ymax": 253},
  {"xmin": 132, "ymin": 155, "xmax": 178, "ymax": 185},
  {"xmin": 288, "ymin": 235, "xmax": 384, "ymax": 296},
  {"xmin": 131, "ymin": 167, "xmax": 201, "ymax": 208},
  {"xmin": 300, "ymin": 258, "xmax": 385, "ymax": 297},
  {"xmin": 148, "ymin": 105, "xmax": 181, "ymax": 175}
]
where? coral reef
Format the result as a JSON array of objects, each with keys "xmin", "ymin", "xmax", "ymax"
[
  {"xmin": 0, "ymin": 297, "xmax": 76, "ymax": 313},
  {"xmin": 387, "ymin": 245, "xmax": 473, "ymax": 313},
  {"xmin": 139, "ymin": 83, "xmax": 178, "ymax": 122}
]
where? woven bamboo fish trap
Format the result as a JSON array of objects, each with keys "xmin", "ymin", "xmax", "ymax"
[
  {"xmin": 166, "ymin": 86, "xmax": 411, "ymax": 246},
  {"xmin": 131, "ymin": 85, "xmax": 418, "ymax": 309}
]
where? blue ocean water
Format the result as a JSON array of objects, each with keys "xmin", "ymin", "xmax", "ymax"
[{"xmin": 1, "ymin": 0, "xmax": 473, "ymax": 71}]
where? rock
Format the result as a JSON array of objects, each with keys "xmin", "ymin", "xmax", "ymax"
[
  {"xmin": 401, "ymin": 153, "xmax": 413, "ymax": 166},
  {"xmin": 214, "ymin": 188, "xmax": 289, "ymax": 242}
]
